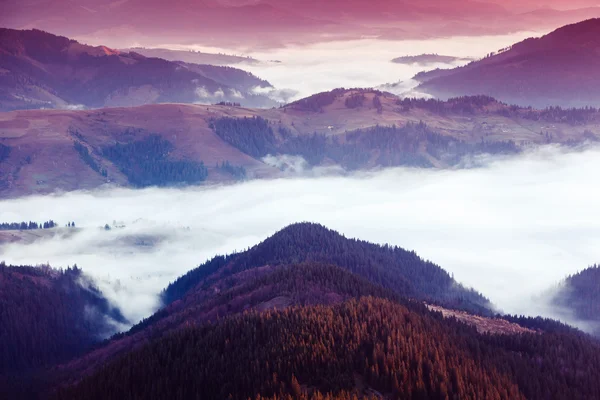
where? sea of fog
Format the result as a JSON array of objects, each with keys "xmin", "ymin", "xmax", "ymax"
[
  {"xmin": 163, "ymin": 31, "xmax": 543, "ymax": 101},
  {"xmin": 1, "ymin": 145, "xmax": 599, "ymax": 331}
]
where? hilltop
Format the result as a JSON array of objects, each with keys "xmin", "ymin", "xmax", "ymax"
[{"xmin": 416, "ymin": 19, "xmax": 600, "ymax": 108}]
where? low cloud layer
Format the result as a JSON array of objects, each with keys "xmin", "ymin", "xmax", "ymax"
[
  {"xmin": 1, "ymin": 145, "xmax": 599, "ymax": 331},
  {"xmin": 177, "ymin": 31, "xmax": 542, "ymax": 101}
]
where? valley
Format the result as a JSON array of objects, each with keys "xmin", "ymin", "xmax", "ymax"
[{"xmin": 3, "ymin": 6, "xmax": 600, "ymax": 400}]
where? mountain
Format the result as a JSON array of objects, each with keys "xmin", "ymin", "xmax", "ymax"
[
  {"xmin": 549, "ymin": 265, "xmax": 600, "ymax": 336},
  {"xmin": 0, "ymin": 28, "xmax": 277, "ymax": 112},
  {"xmin": 392, "ymin": 54, "xmax": 473, "ymax": 66},
  {"xmin": 161, "ymin": 223, "xmax": 490, "ymax": 311},
  {"xmin": 4, "ymin": 0, "xmax": 600, "ymax": 48},
  {"xmin": 416, "ymin": 19, "xmax": 600, "ymax": 108},
  {"xmin": 50, "ymin": 223, "xmax": 490, "ymax": 384},
  {"xmin": 4, "ymin": 223, "xmax": 598, "ymax": 399},
  {"xmin": 122, "ymin": 48, "xmax": 260, "ymax": 66},
  {"xmin": 0, "ymin": 263, "xmax": 125, "ymax": 396},
  {"xmin": 1, "ymin": 88, "xmax": 599, "ymax": 198}
]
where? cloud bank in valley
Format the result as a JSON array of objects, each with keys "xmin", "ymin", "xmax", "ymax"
[
  {"xmin": 1, "ymin": 145, "xmax": 599, "ymax": 331},
  {"xmin": 172, "ymin": 31, "xmax": 543, "ymax": 101}
]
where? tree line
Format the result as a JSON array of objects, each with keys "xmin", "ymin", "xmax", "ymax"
[
  {"xmin": 102, "ymin": 135, "xmax": 208, "ymax": 187},
  {"xmin": 0, "ymin": 220, "xmax": 59, "ymax": 230},
  {"xmin": 211, "ymin": 116, "xmax": 519, "ymax": 171}
]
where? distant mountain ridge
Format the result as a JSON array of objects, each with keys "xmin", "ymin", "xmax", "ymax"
[
  {"xmin": 0, "ymin": 28, "xmax": 277, "ymax": 112},
  {"xmin": 416, "ymin": 19, "xmax": 600, "ymax": 108},
  {"xmin": 123, "ymin": 48, "xmax": 260, "ymax": 66},
  {"xmin": 4, "ymin": 0, "xmax": 600, "ymax": 48},
  {"xmin": 1, "ymin": 88, "xmax": 599, "ymax": 198},
  {"xmin": 392, "ymin": 54, "xmax": 473, "ymax": 66}
]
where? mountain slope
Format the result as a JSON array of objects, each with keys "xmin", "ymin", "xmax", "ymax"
[
  {"xmin": 163, "ymin": 223, "xmax": 490, "ymax": 312},
  {"xmin": 549, "ymin": 265, "xmax": 600, "ymax": 335},
  {"xmin": 55, "ymin": 297, "xmax": 600, "ymax": 400},
  {"xmin": 51, "ymin": 223, "xmax": 489, "ymax": 383},
  {"xmin": 416, "ymin": 19, "xmax": 600, "ymax": 108},
  {"xmin": 0, "ymin": 263, "xmax": 125, "ymax": 396},
  {"xmin": 0, "ymin": 28, "xmax": 276, "ymax": 112},
  {"xmin": 54, "ymin": 298, "xmax": 524, "ymax": 400},
  {"xmin": 1, "ymin": 89, "xmax": 599, "ymax": 198}
]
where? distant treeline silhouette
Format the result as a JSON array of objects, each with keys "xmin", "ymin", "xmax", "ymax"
[{"xmin": 0, "ymin": 220, "xmax": 58, "ymax": 230}]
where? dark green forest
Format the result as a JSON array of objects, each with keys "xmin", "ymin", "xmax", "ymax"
[
  {"xmin": 0, "ymin": 264, "xmax": 125, "ymax": 397},
  {"xmin": 210, "ymin": 116, "xmax": 518, "ymax": 170},
  {"xmin": 102, "ymin": 135, "xmax": 208, "ymax": 187},
  {"xmin": 550, "ymin": 265, "xmax": 600, "ymax": 335},
  {"xmin": 162, "ymin": 223, "xmax": 490, "ymax": 314},
  {"xmin": 73, "ymin": 141, "xmax": 107, "ymax": 177}
]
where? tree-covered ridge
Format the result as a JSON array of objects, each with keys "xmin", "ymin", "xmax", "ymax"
[
  {"xmin": 0, "ymin": 263, "xmax": 126, "ymax": 376},
  {"xmin": 398, "ymin": 96, "xmax": 600, "ymax": 126},
  {"xmin": 550, "ymin": 264, "xmax": 600, "ymax": 335},
  {"xmin": 130, "ymin": 262, "xmax": 402, "ymax": 338},
  {"xmin": 56, "ymin": 296, "xmax": 600, "ymax": 400},
  {"xmin": 286, "ymin": 88, "xmax": 347, "ymax": 112},
  {"xmin": 210, "ymin": 116, "xmax": 518, "ymax": 171},
  {"xmin": 162, "ymin": 223, "xmax": 490, "ymax": 314},
  {"xmin": 54, "ymin": 298, "xmax": 525, "ymax": 400},
  {"xmin": 102, "ymin": 135, "xmax": 208, "ymax": 187}
]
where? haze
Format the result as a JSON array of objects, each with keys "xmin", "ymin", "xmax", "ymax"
[
  {"xmin": 1, "ymin": 146, "xmax": 599, "ymax": 331},
  {"xmin": 152, "ymin": 31, "xmax": 541, "ymax": 101}
]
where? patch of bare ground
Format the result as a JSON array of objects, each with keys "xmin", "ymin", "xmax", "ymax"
[{"xmin": 427, "ymin": 304, "xmax": 536, "ymax": 335}]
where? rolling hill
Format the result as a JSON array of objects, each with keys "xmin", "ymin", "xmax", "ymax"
[
  {"xmin": 1, "ymin": 88, "xmax": 599, "ymax": 198},
  {"xmin": 416, "ymin": 19, "xmax": 600, "ymax": 108},
  {"xmin": 0, "ymin": 28, "xmax": 277, "ymax": 112}
]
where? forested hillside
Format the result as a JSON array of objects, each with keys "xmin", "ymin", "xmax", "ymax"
[
  {"xmin": 550, "ymin": 265, "xmax": 600, "ymax": 336},
  {"xmin": 55, "ymin": 297, "xmax": 600, "ymax": 400},
  {"xmin": 0, "ymin": 264, "xmax": 125, "ymax": 396},
  {"xmin": 211, "ymin": 116, "xmax": 519, "ymax": 170},
  {"xmin": 163, "ymin": 223, "xmax": 490, "ymax": 313}
]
